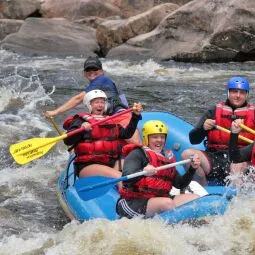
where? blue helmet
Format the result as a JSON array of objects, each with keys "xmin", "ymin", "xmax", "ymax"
[{"xmin": 227, "ymin": 77, "xmax": 250, "ymax": 92}]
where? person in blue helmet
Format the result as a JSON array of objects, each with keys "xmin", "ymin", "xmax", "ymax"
[
  {"xmin": 45, "ymin": 56, "xmax": 141, "ymax": 144},
  {"xmin": 181, "ymin": 77, "xmax": 255, "ymax": 185}
]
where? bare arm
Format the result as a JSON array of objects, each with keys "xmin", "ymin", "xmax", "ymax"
[{"xmin": 45, "ymin": 91, "xmax": 85, "ymax": 117}]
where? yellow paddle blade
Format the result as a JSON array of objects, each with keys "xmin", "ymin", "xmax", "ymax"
[{"xmin": 10, "ymin": 134, "xmax": 67, "ymax": 165}]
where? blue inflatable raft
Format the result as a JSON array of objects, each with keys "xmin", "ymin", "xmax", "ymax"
[{"xmin": 57, "ymin": 111, "xmax": 236, "ymax": 223}]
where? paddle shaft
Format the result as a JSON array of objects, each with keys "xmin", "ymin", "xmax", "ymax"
[
  {"xmin": 16, "ymin": 107, "xmax": 133, "ymax": 156},
  {"xmin": 215, "ymin": 125, "xmax": 253, "ymax": 144},
  {"xmin": 66, "ymin": 107, "xmax": 133, "ymax": 137},
  {"xmin": 240, "ymin": 124, "xmax": 255, "ymax": 135},
  {"xmin": 49, "ymin": 117, "xmax": 63, "ymax": 135},
  {"xmin": 79, "ymin": 158, "xmax": 192, "ymax": 192}
]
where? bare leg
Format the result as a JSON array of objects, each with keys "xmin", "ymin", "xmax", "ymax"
[
  {"xmin": 113, "ymin": 159, "xmax": 124, "ymax": 188},
  {"xmin": 229, "ymin": 162, "xmax": 249, "ymax": 186},
  {"xmin": 173, "ymin": 193, "xmax": 198, "ymax": 207},
  {"xmin": 181, "ymin": 149, "xmax": 210, "ymax": 186},
  {"xmin": 230, "ymin": 162, "xmax": 248, "ymax": 174},
  {"xmin": 79, "ymin": 164, "xmax": 121, "ymax": 178},
  {"xmin": 146, "ymin": 193, "xmax": 199, "ymax": 217},
  {"xmin": 146, "ymin": 197, "xmax": 175, "ymax": 217}
]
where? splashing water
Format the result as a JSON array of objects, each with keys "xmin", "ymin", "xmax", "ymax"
[{"xmin": 1, "ymin": 50, "xmax": 255, "ymax": 254}]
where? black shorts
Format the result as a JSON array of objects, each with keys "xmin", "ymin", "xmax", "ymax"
[
  {"xmin": 205, "ymin": 150, "xmax": 230, "ymax": 185},
  {"xmin": 116, "ymin": 198, "xmax": 149, "ymax": 219},
  {"xmin": 74, "ymin": 159, "xmax": 117, "ymax": 177}
]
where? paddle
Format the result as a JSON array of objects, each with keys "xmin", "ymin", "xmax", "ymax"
[
  {"xmin": 75, "ymin": 158, "xmax": 192, "ymax": 201},
  {"xmin": 49, "ymin": 116, "xmax": 63, "ymax": 135},
  {"xmin": 10, "ymin": 108, "xmax": 133, "ymax": 165},
  {"xmin": 215, "ymin": 125, "xmax": 253, "ymax": 144},
  {"xmin": 240, "ymin": 124, "xmax": 255, "ymax": 135}
]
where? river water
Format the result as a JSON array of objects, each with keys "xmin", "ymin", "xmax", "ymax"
[{"xmin": 0, "ymin": 49, "xmax": 255, "ymax": 255}]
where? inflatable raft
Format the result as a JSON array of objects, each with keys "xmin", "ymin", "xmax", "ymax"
[{"xmin": 57, "ymin": 111, "xmax": 236, "ymax": 223}]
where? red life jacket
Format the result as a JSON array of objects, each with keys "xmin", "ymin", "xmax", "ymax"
[
  {"xmin": 251, "ymin": 144, "xmax": 255, "ymax": 165},
  {"xmin": 63, "ymin": 113, "xmax": 123, "ymax": 165},
  {"xmin": 207, "ymin": 102, "xmax": 255, "ymax": 150},
  {"xmin": 119, "ymin": 144, "xmax": 176, "ymax": 199}
]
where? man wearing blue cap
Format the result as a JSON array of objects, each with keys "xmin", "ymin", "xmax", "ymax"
[
  {"xmin": 45, "ymin": 56, "xmax": 141, "ymax": 144},
  {"xmin": 46, "ymin": 56, "xmax": 127, "ymax": 117},
  {"xmin": 181, "ymin": 77, "xmax": 255, "ymax": 185}
]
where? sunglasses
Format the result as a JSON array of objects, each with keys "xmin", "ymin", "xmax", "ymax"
[{"xmin": 84, "ymin": 67, "xmax": 100, "ymax": 72}]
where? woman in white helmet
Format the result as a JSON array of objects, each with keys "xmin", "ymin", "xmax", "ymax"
[
  {"xmin": 117, "ymin": 120, "xmax": 200, "ymax": 218},
  {"xmin": 63, "ymin": 89, "xmax": 143, "ymax": 178},
  {"xmin": 45, "ymin": 56, "xmax": 141, "ymax": 145}
]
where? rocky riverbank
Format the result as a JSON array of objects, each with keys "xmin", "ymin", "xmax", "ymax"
[{"xmin": 0, "ymin": 0, "xmax": 254, "ymax": 62}]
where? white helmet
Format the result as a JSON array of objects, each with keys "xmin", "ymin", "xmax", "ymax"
[{"xmin": 83, "ymin": 89, "xmax": 108, "ymax": 113}]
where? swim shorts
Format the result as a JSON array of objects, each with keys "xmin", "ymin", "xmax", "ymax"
[{"xmin": 116, "ymin": 198, "xmax": 149, "ymax": 219}]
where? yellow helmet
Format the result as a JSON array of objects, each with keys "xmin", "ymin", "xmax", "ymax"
[{"xmin": 142, "ymin": 120, "xmax": 168, "ymax": 146}]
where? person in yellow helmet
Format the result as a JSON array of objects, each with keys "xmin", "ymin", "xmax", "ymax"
[{"xmin": 116, "ymin": 120, "xmax": 201, "ymax": 218}]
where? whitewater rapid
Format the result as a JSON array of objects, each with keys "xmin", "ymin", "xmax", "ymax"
[{"xmin": 0, "ymin": 49, "xmax": 255, "ymax": 255}]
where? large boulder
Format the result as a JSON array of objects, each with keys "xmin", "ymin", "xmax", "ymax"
[
  {"xmin": 107, "ymin": 30, "xmax": 159, "ymax": 60},
  {"xmin": 0, "ymin": 0, "xmax": 40, "ymax": 19},
  {"xmin": 108, "ymin": 0, "xmax": 193, "ymax": 17},
  {"xmin": 109, "ymin": 0, "xmax": 255, "ymax": 62},
  {"xmin": 154, "ymin": 0, "xmax": 255, "ymax": 62},
  {"xmin": 107, "ymin": 43, "xmax": 152, "ymax": 61},
  {"xmin": 39, "ymin": 0, "xmax": 192, "ymax": 20},
  {"xmin": 40, "ymin": 0, "xmax": 121, "ymax": 20},
  {"xmin": 1, "ymin": 18, "xmax": 99, "ymax": 57},
  {"xmin": 97, "ymin": 3, "xmax": 179, "ymax": 56},
  {"xmin": 108, "ymin": 0, "xmax": 155, "ymax": 17},
  {"xmin": 0, "ymin": 19, "xmax": 24, "ymax": 41}
]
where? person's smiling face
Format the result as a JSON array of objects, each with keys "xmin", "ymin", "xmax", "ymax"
[
  {"xmin": 228, "ymin": 89, "xmax": 248, "ymax": 108},
  {"xmin": 84, "ymin": 68, "xmax": 104, "ymax": 81},
  {"xmin": 148, "ymin": 134, "xmax": 166, "ymax": 153}
]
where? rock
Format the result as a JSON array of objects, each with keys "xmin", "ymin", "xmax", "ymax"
[
  {"xmin": 107, "ymin": 29, "xmax": 159, "ymax": 60},
  {"xmin": 1, "ymin": 0, "xmax": 253, "ymax": 62},
  {"xmin": 40, "ymin": 0, "xmax": 121, "ymax": 20},
  {"xmin": 0, "ymin": 19, "xmax": 24, "ymax": 41},
  {"xmin": 107, "ymin": 44, "xmax": 152, "ymax": 60},
  {"xmin": 74, "ymin": 16, "xmax": 106, "ymax": 29},
  {"xmin": 109, "ymin": 0, "xmax": 255, "ymax": 62},
  {"xmin": 39, "ymin": 0, "xmax": 192, "ymax": 20},
  {"xmin": 74, "ymin": 15, "xmax": 121, "ymax": 29},
  {"xmin": 97, "ymin": 3, "xmax": 179, "ymax": 55},
  {"xmin": 154, "ymin": 0, "xmax": 255, "ymax": 62},
  {"xmin": 108, "ymin": 0, "xmax": 155, "ymax": 18},
  {"xmin": 1, "ymin": 18, "xmax": 99, "ymax": 57},
  {"xmin": 0, "ymin": 0, "xmax": 40, "ymax": 19},
  {"xmin": 108, "ymin": 0, "xmax": 193, "ymax": 18}
]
